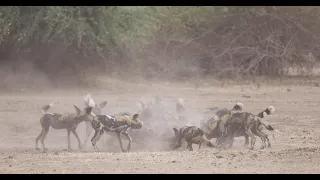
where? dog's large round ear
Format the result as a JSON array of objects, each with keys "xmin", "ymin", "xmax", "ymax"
[
  {"xmin": 99, "ymin": 101, "xmax": 107, "ymax": 109},
  {"xmin": 133, "ymin": 114, "xmax": 139, "ymax": 120},
  {"xmin": 233, "ymin": 102, "xmax": 244, "ymax": 111},
  {"xmin": 74, "ymin": 105, "xmax": 81, "ymax": 115},
  {"xmin": 173, "ymin": 128, "xmax": 179, "ymax": 136},
  {"xmin": 85, "ymin": 107, "xmax": 93, "ymax": 115}
]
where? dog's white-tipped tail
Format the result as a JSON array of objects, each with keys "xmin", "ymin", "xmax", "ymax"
[
  {"xmin": 136, "ymin": 101, "xmax": 145, "ymax": 110},
  {"xmin": 176, "ymin": 98, "xmax": 186, "ymax": 115},
  {"xmin": 84, "ymin": 94, "xmax": 95, "ymax": 108},
  {"xmin": 232, "ymin": 102, "xmax": 244, "ymax": 112},
  {"xmin": 236, "ymin": 102, "xmax": 244, "ymax": 109},
  {"xmin": 267, "ymin": 106, "xmax": 276, "ymax": 114},
  {"xmin": 40, "ymin": 101, "xmax": 57, "ymax": 115},
  {"xmin": 177, "ymin": 98, "xmax": 185, "ymax": 106}
]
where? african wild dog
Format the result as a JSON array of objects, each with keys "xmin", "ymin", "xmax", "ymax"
[
  {"xmin": 89, "ymin": 96, "xmax": 157, "ymax": 151},
  {"xmin": 137, "ymin": 100, "xmax": 153, "ymax": 122},
  {"xmin": 216, "ymin": 106, "xmax": 276, "ymax": 150},
  {"xmin": 82, "ymin": 96, "xmax": 108, "ymax": 148},
  {"xmin": 247, "ymin": 106, "xmax": 276, "ymax": 148},
  {"xmin": 200, "ymin": 103, "xmax": 244, "ymax": 145},
  {"xmin": 172, "ymin": 126, "xmax": 215, "ymax": 151},
  {"xmin": 35, "ymin": 97, "xmax": 95, "ymax": 152},
  {"xmin": 214, "ymin": 106, "xmax": 276, "ymax": 149},
  {"xmin": 90, "ymin": 112, "xmax": 143, "ymax": 152}
]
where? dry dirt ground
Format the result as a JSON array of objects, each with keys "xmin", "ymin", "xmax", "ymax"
[{"xmin": 0, "ymin": 82, "xmax": 319, "ymax": 174}]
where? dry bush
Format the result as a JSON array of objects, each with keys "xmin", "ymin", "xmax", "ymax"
[
  {"xmin": 1, "ymin": 6, "xmax": 320, "ymax": 90},
  {"xmin": 133, "ymin": 7, "xmax": 320, "ymax": 82}
]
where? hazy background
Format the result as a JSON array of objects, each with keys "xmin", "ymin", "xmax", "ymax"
[{"xmin": 1, "ymin": 6, "xmax": 320, "ymax": 93}]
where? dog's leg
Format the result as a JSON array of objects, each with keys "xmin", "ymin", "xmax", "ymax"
[
  {"xmin": 251, "ymin": 123, "xmax": 266, "ymax": 149},
  {"xmin": 71, "ymin": 129, "xmax": 82, "ymax": 150},
  {"xmin": 91, "ymin": 129, "xmax": 102, "ymax": 152},
  {"xmin": 245, "ymin": 127, "xmax": 256, "ymax": 150},
  {"xmin": 217, "ymin": 129, "xmax": 232, "ymax": 149},
  {"xmin": 229, "ymin": 129, "xmax": 238, "ymax": 149},
  {"xmin": 198, "ymin": 142, "xmax": 202, "ymax": 150},
  {"xmin": 244, "ymin": 134, "xmax": 249, "ymax": 147},
  {"xmin": 187, "ymin": 141, "xmax": 193, "ymax": 151},
  {"xmin": 260, "ymin": 126, "xmax": 272, "ymax": 148},
  {"xmin": 116, "ymin": 132, "xmax": 126, "ymax": 152},
  {"xmin": 256, "ymin": 132, "xmax": 267, "ymax": 149},
  {"xmin": 202, "ymin": 136, "xmax": 215, "ymax": 148},
  {"xmin": 266, "ymin": 135, "xmax": 271, "ymax": 148},
  {"xmin": 122, "ymin": 127, "xmax": 132, "ymax": 152},
  {"xmin": 91, "ymin": 129, "xmax": 104, "ymax": 152},
  {"xmin": 173, "ymin": 143, "xmax": 182, "ymax": 150},
  {"xmin": 257, "ymin": 125, "xmax": 272, "ymax": 148},
  {"xmin": 226, "ymin": 133, "xmax": 235, "ymax": 149},
  {"xmin": 221, "ymin": 134, "xmax": 231, "ymax": 149},
  {"xmin": 215, "ymin": 136, "xmax": 224, "ymax": 149},
  {"xmin": 215, "ymin": 138, "xmax": 220, "ymax": 147},
  {"xmin": 252, "ymin": 122, "xmax": 267, "ymax": 149},
  {"xmin": 40, "ymin": 127, "xmax": 50, "ymax": 152},
  {"xmin": 67, "ymin": 129, "xmax": 72, "ymax": 151},
  {"xmin": 255, "ymin": 129, "xmax": 268, "ymax": 149},
  {"xmin": 122, "ymin": 132, "xmax": 132, "ymax": 152},
  {"xmin": 215, "ymin": 137, "xmax": 226, "ymax": 148},
  {"xmin": 35, "ymin": 128, "xmax": 44, "ymax": 150}
]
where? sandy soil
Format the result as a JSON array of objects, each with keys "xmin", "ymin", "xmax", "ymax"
[{"xmin": 0, "ymin": 82, "xmax": 319, "ymax": 174}]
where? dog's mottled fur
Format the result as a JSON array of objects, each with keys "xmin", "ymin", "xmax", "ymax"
[
  {"xmin": 82, "ymin": 97, "xmax": 108, "ymax": 147},
  {"xmin": 35, "ymin": 99, "xmax": 95, "ymax": 152},
  {"xmin": 201, "ymin": 103, "xmax": 244, "ymax": 130},
  {"xmin": 205, "ymin": 105, "xmax": 276, "ymax": 149},
  {"xmin": 201, "ymin": 103, "xmax": 244, "ymax": 144},
  {"xmin": 256, "ymin": 106, "xmax": 276, "ymax": 132},
  {"xmin": 246, "ymin": 106, "xmax": 276, "ymax": 147},
  {"xmin": 172, "ymin": 126, "xmax": 214, "ymax": 151},
  {"xmin": 217, "ymin": 106, "xmax": 276, "ymax": 150},
  {"xmin": 216, "ymin": 112, "xmax": 259, "ymax": 150},
  {"xmin": 90, "ymin": 112, "xmax": 142, "ymax": 152}
]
